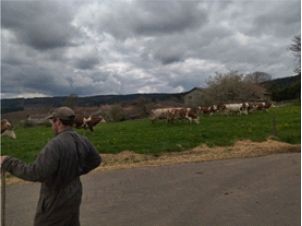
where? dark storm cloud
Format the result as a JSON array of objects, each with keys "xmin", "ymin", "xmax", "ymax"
[
  {"xmin": 152, "ymin": 45, "xmax": 186, "ymax": 65},
  {"xmin": 1, "ymin": 1, "xmax": 78, "ymax": 50},
  {"xmin": 251, "ymin": 0, "xmax": 301, "ymax": 38},
  {"xmin": 133, "ymin": 1, "xmax": 207, "ymax": 35},
  {"xmin": 93, "ymin": 1, "xmax": 207, "ymax": 39},
  {"xmin": 74, "ymin": 56, "xmax": 100, "ymax": 70},
  {"xmin": 1, "ymin": 62, "xmax": 66, "ymax": 96}
]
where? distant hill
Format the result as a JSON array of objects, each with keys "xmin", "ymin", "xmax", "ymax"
[
  {"xmin": 261, "ymin": 75, "xmax": 300, "ymax": 101},
  {"xmin": 1, "ymin": 92, "xmax": 185, "ymax": 114},
  {"xmin": 1, "ymin": 75, "xmax": 300, "ymax": 114}
]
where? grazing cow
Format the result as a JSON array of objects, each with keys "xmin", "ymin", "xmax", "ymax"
[
  {"xmin": 149, "ymin": 108, "xmax": 174, "ymax": 123},
  {"xmin": 255, "ymin": 102, "xmax": 272, "ymax": 111},
  {"xmin": 217, "ymin": 104, "xmax": 226, "ymax": 112},
  {"xmin": 219, "ymin": 103, "xmax": 249, "ymax": 115},
  {"xmin": 150, "ymin": 107, "xmax": 200, "ymax": 124},
  {"xmin": 198, "ymin": 105, "xmax": 217, "ymax": 115},
  {"xmin": 173, "ymin": 107, "xmax": 200, "ymax": 124},
  {"xmin": 74, "ymin": 115, "xmax": 105, "ymax": 131},
  {"xmin": 241, "ymin": 102, "xmax": 254, "ymax": 113},
  {"xmin": 1, "ymin": 119, "xmax": 16, "ymax": 139},
  {"xmin": 74, "ymin": 115, "xmax": 86, "ymax": 129}
]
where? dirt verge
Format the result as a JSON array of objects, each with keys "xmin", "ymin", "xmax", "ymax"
[
  {"xmin": 4, "ymin": 139, "xmax": 300, "ymax": 184},
  {"xmin": 99, "ymin": 139, "xmax": 300, "ymax": 171}
]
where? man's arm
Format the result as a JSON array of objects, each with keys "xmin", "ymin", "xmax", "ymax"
[
  {"xmin": 79, "ymin": 139, "xmax": 101, "ymax": 175},
  {"xmin": 1, "ymin": 141, "xmax": 59, "ymax": 182}
]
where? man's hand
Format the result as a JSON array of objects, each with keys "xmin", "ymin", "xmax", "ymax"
[{"xmin": 0, "ymin": 156, "xmax": 8, "ymax": 166}]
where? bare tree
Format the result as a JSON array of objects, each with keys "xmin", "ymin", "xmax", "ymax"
[
  {"xmin": 289, "ymin": 35, "xmax": 301, "ymax": 75},
  {"xmin": 202, "ymin": 71, "xmax": 266, "ymax": 105},
  {"xmin": 109, "ymin": 104, "xmax": 126, "ymax": 121}
]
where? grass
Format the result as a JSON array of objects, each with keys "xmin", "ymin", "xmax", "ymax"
[{"xmin": 1, "ymin": 104, "xmax": 300, "ymax": 163}]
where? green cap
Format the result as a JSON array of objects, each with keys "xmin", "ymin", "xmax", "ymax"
[{"xmin": 47, "ymin": 106, "xmax": 75, "ymax": 121}]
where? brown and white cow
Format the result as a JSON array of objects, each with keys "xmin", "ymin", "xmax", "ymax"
[
  {"xmin": 1, "ymin": 119, "xmax": 16, "ymax": 139},
  {"xmin": 173, "ymin": 107, "xmax": 200, "ymax": 123},
  {"xmin": 150, "ymin": 107, "xmax": 200, "ymax": 124},
  {"xmin": 254, "ymin": 102, "xmax": 272, "ymax": 111},
  {"xmin": 198, "ymin": 105, "xmax": 218, "ymax": 116},
  {"xmin": 149, "ymin": 108, "xmax": 177, "ymax": 123},
  {"xmin": 74, "ymin": 115, "xmax": 106, "ymax": 131},
  {"xmin": 74, "ymin": 115, "xmax": 86, "ymax": 129}
]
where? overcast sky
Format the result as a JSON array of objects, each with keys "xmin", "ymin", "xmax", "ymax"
[{"xmin": 1, "ymin": 0, "xmax": 300, "ymax": 99}]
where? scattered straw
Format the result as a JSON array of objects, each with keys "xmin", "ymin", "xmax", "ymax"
[{"xmin": 4, "ymin": 139, "xmax": 300, "ymax": 185}]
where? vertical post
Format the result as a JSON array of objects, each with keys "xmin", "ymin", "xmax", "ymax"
[
  {"xmin": 272, "ymin": 112, "xmax": 277, "ymax": 137},
  {"xmin": 1, "ymin": 170, "xmax": 5, "ymax": 226}
]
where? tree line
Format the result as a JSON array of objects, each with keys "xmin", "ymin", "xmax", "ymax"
[{"xmin": 197, "ymin": 35, "xmax": 300, "ymax": 105}]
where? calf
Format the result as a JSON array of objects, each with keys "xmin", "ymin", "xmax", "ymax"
[{"xmin": 1, "ymin": 119, "xmax": 16, "ymax": 139}]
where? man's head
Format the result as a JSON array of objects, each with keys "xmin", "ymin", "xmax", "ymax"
[{"xmin": 47, "ymin": 106, "xmax": 75, "ymax": 134}]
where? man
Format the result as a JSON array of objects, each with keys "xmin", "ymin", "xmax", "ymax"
[{"xmin": 1, "ymin": 106, "xmax": 101, "ymax": 226}]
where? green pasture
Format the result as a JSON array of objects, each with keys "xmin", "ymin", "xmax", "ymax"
[{"xmin": 1, "ymin": 104, "xmax": 300, "ymax": 163}]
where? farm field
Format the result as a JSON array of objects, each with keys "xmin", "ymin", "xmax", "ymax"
[{"xmin": 1, "ymin": 104, "xmax": 300, "ymax": 164}]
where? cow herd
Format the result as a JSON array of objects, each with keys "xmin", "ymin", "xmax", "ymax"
[
  {"xmin": 150, "ymin": 101, "xmax": 273, "ymax": 124},
  {"xmin": 217, "ymin": 102, "xmax": 272, "ymax": 115},
  {"xmin": 1, "ymin": 101, "xmax": 272, "ymax": 139}
]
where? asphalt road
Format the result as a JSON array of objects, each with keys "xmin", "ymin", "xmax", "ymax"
[{"xmin": 4, "ymin": 153, "xmax": 300, "ymax": 226}]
